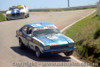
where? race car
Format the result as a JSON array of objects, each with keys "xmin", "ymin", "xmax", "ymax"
[
  {"xmin": 16, "ymin": 22, "xmax": 76, "ymax": 58},
  {"xmin": 6, "ymin": 5, "xmax": 29, "ymax": 20}
]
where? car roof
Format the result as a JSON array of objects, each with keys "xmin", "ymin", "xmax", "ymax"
[
  {"xmin": 9, "ymin": 5, "xmax": 24, "ymax": 8},
  {"xmin": 25, "ymin": 22, "xmax": 56, "ymax": 28}
]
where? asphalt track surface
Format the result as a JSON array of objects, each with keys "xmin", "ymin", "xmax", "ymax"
[{"xmin": 0, "ymin": 9, "xmax": 95, "ymax": 67}]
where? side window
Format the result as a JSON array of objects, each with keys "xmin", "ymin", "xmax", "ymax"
[
  {"xmin": 27, "ymin": 27, "xmax": 32, "ymax": 34},
  {"xmin": 22, "ymin": 26, "xmax": 28, "ymax": 34}
]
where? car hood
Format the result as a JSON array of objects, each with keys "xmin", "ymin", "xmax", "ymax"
[
  {"xmin": 6, "ymin": 9, "xmax": 26, "ymax": 14},
  {"xmin": 34, "ymin": 34, "xmax": 74, "ymax": 46}
]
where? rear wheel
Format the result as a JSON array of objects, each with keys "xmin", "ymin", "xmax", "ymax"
[
  {"xmin": 64, "ymin": 50, "xmax": 74, "ymax": 56},
  {"xmin": 35, "ymin": 47, "xmax": 42, "ymax": 58}
]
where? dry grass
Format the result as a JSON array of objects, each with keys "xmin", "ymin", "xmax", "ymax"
[
  {"xmin": 66, "ymin": 12, "xmax": 100, "ymax": 66},
  {"xmin": 0, "ymin": 13, "xmax": 6, "ymax": 22}
]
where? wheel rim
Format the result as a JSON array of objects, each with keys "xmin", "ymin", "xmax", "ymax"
[{"xmin": 36, "ymin": 50, "xmax": 40, "ymax": 57}]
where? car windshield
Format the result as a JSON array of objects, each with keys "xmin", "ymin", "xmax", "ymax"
[
  {"xmin": 33, "ymin": 27, "xmax": 60, "ymax": 37},
  {"xmin": 9, "ymin": 6, "xmax": 23, "ymax": 10},
  {"xmin": 9, "ymin": 8, "xmax": 15, "ymax": 10},
  {"xmin": 17, "ymin": 7, "xmax": 24, "ymax": 9}
]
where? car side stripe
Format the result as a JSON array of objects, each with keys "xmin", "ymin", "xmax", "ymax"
[
  {"xmin": 11, "ymin": 10, "xmax": 15, "ymax": 14},
  {"xmin": 17, "ymin": 10, "xmax": 20, "ymax": 13},
  {"xmin": 33, "ymin": 37, "xmax": 45, "ymax": 46}
]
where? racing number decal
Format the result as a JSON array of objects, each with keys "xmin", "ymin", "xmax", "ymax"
[{"xmin": 33, "ymin": 40, "xmax": 40, "ymax": 45}]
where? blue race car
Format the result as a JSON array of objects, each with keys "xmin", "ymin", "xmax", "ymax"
[{"xmin": 16, "ymin": 22, "xmax": 76, "ymax": 57}]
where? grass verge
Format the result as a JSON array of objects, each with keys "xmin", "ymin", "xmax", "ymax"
[
  {"xmin": 0, "ymin": 13, "xmax": 6, "ymax": 22},
  {"xmin": 65, "ymin": 12, "xmax": 100, "ymax": 66}
]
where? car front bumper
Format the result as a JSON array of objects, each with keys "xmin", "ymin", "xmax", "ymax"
[
  {"xmin": 6, "ymin": 13, "xmax": 25, "ymax": 19},
  {"xmin": 42, "ymin": 46, "xmax": 76, "ymax": 53}
]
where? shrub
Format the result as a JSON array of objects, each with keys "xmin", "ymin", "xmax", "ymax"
[{"xmin": 0, "ymin": 13, "xmax": 6, "ymax": 22}]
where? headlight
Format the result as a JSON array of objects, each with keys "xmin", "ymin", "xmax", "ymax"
[
  {"xmin": 6, "ymin": 14, "xmax": 10, "ymax": 16},
  {"xmin": 20, "ymin": 12, "xmax": 25, "ymax": 15},
  {"xmin": 68, "ymin": 43, "xmax": 74, "ymax": 47},
  {"xmin": 50, "ymin": 43, "xmax": 58, "ymax": 45},
  {"xmin": 44, "ymin": 46, "xmax": 50, "ymax": 50}
]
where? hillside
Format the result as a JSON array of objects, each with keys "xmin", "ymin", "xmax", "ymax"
[{"xmin": 66, "ymin": 12, "xmax": 100, "ymax": 66}]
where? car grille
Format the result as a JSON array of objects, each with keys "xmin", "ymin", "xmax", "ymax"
[
  {"xmin": 50, "ymin": 43, "xmax": 74, "ymax": 50},
  {"xmin": 50, "ymin": 45, "xmax": 68, "ymax": 50},
  {"xmin": 12, "ymin": 13, "xmax": 20, "ymax": 16}
]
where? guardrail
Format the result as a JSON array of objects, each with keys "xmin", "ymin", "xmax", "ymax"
[
  {"xmin": 29, "ymin": 5, "xmax": 97, "ymax": 12},
  {"xmin": 0, "ymin": 5, "xmax": 97, "ymax": 13}
]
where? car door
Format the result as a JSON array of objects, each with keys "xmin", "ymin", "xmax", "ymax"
[
  {"xmin": 28, "ymin": 28, "xmax": 38, "ymax": 50},
  {"xmin": 21, "ymin": 26, "xmax": 29, "ymax": 46},
  {"xmin": 26, "ymin": 27, "xmax": 34, "ymax": 48}
]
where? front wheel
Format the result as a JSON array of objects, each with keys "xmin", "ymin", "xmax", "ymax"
[
  {"xmin": 7, "ymin": 18, "xmax": 10, "ymax": 21},
  {"xmin": 25, "ymin": 14, "xmax": 29, "ymax": 18},
  {"xmin": 19, "ymin": 39, "xmax": 25, "ymax": 49},
  {"xmin": 27, "ymin": 14, "xmax": 29, "ymax": 17},
  {"xmin": 64, "ymin": 50, "xmax": 74, "ymax": 56},
  {"xmin": 35, "ymin": 47, "xmax": 42, "ymax": 58}
]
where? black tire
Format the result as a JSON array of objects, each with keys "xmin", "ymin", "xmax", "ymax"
[
  {"xmin": 25, "ymin": 14, "xmax": 29, "ymax": 18},
  {"xmin": 25, "ymin": 15, "xmax": 27, "ymax": 18},
  {"xmin": 19, "ymin": 39, "xmax": 25, "ymax": 49},
  {"xmin": 7, "ymin": 18, "xmax": 10, "ymax": 21},
  {"xmin": 27, "ymin": 14, "xmax": 29, "ymax": 17},
  {"xmin": 35, "ymin": 47, "xmax": 42, "ymax": 58},
  {"xmin": 64, "ymin": 50, "xmax": 74, "ymax": 56}
]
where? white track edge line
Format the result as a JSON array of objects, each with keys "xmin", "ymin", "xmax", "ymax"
[{"xmin": 61, "ymin": 9, "xmax": 96, "ymax": 64}]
